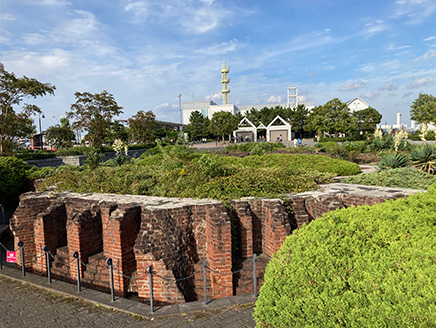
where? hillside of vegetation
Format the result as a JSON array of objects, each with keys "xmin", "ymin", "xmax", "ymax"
[{"xmin": 36, "ymin": 143, "xmax": 361, "ymax": 200}]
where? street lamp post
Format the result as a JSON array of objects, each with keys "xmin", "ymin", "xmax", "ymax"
[{"xmin": 39, "ymin": 113, "xmax": 45, "ymax": 150}]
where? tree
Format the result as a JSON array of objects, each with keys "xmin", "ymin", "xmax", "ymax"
[
  {"xmin": 353, "ymin": 106, "xmax": 382, "ymax": 132},
  {"xmin": 66, "ymin": 90, "xmax": 123, "ymax": 148},
  {"xmin": 186, "ymin": 111, "xmax": 209, "ymax": 141},
  {"xmin": 410, "ymin": 93, "xmax": 436, "ymax": 126},
  {"xmin": 288, "ymin": 104, "xmax": 309, "ymax": 138},
  {"xmin": 127, "ymin": 110, "xmax": 157, "ymax": 143},
  {"xmin": 45, "ymin": 117, "xmax": 75, "ymax": 150},
  {"xmin": 0, "ymin": 64, "xmax": 56, "ymax": 155},
  {"xmin": 209, "ymin": 111, "xmax": 238, "ymax": 142},
  {"xmin": 306, "ymin": 98, "xmax": 355, "ymax": 140},
  {"xmin": 110, "ymin": 120, "xmax": 129, "ymax": 142}
]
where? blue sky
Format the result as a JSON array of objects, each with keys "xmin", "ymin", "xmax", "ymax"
[{"xmin": 1, "ymin": 0, "xmax": 435, "ymax": 130}]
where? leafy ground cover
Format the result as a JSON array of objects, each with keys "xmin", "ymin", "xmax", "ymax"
[
  {"xmin": 342, "ymin": 167, "xmax": 436, "ymax": 190},
  {"xmin": 38, "ymin": 144, "xmax": 361, "ymax": 200},
  {"xmin": 254, "ymin": 182, "xmax": 436, "ymax": 327}
]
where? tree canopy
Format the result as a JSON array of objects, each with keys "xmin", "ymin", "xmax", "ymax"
[
  {"xmin": 209, "ymin": 111, "xmax": 238, "ymax": 141},
  {"xmin": 45, "ymin": 117, "xmax": 75, "ymax": 150},
  {"xmin": 306, "ymin": 98, "xmax": 355, "ymax": 139},
  {"xmin": 186, "ymin": 110, "xmax": 210, "ymax": 141},
  {"xmin": 353, "ymin": 106, "xmax": 382, "ymax": 132},
  {"xmin": 410, "ymin": 93, "xmax": 436, "ymax": 125},
  {"xmin": 66, "ymin": 90, "xmax": 123, "ymax": 148},
  {"xmin": 0, "ymin": 64, "xmax": 56, "ymax": 155},
  {"xmin": 127, "ymin": 110, "xmax": 157, "ymax": 143}
]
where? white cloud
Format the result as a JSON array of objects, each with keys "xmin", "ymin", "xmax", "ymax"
[
  {"xmin": 361, "ymin": 91, "xmax": 380, "ymax": 99},
  {"xmin": 39, "ymin": 0, "xmax": 71, "ymax": 6},
  {"xmin": 55, "ymin": 10, "xmax": 101, "ymax": 44},
  {"xmin": 409, "ymin": 77, "xmax": 433, "ymax": 88},
  {"xmin": 339, "ymin": 81, "xmax": 366, "ymax": 91},
  {"xmin": 358, "ymin": 64, "xmax": 375, "ymax": 73},
  {"xmin": 205, "ymin": 93, "xmax": 222, "ymax": 102},
  {"xmin": 21, "ymin": 33, "xmax": 47, "ymax": 46},
  {"xmin": 152, "ymin": 103, "xmax": 179, "ymax": 121},
  {"xmin": 379, "ymin": 83, "xmax": 398, "ymax": 91},
  {"xmin": 414, "ymin": 49, "xmax": 436, "ymax": 61},
  {"xmin": 124, "ymin": 1, "xmax": 149, "ymax": 18},
  {"xmin": 196, "ymin": 39, "xmax": 241, "ymax": 55},
  {"xmin": 0, "ymin": 13, "xmax": 16, "ymax": 21},
  {"xmin": 298, "ymin": 95, "xmax": 308, "ymax": 103},
  {"xmin": 5, "ymin": 49, "xmax": 71, "ymax": 72},
  {"xmin": 267, "ymin": 95, "xmax": 282, "ymax": 103},
  {"xmin": 364, "ymin": 20, "xmax": 386, "ymax": 37},
  {"xmin": 394, "ymin": 0, "xmax": 436, "ymax": 24},
  {"xmin": 423, "ymin": 36, "xmax": 436, "ymax": 41},
  {"xmin": 123, "ymin": 0, "xmax": 236, "ymax": 34}
]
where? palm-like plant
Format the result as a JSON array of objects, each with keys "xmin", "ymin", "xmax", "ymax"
[
  {"xmin": 377, "ymin": 152, "xmax": 408, "ymax": 170},
  {"xmin": 410, "ymin": 144, "xmax": 436, "ymax": 174}
]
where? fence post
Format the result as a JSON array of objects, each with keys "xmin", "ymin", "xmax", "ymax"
[
  {"xmin": 43, "ymin": 245, "xmax": 51, "ymax": 283},
  {"xmin": 203, "ymin": 260, "xmax": 207, "ymax": 305},
  {"xmin": 148, "ymin": 265, "xmax": 154, "ymax": 314},
  {"xmin": 72, "ymin": 251, "xmax": 81, "ymax": 292},
  {"xmin": 18, "ymin": 241, "xmax": 25, "ymax": 276},
  {"xmin": 253, "ymin": 253, "xmax": 257, "ymax": 297},
  {"xmin": 106, "ymin": 258, "xmax": 115, "ymax": 302}
]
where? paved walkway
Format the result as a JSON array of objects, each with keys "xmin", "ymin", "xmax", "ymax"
[{"xmin": 0, "ymin": 265, "xmax": 256, "ymax": 328}]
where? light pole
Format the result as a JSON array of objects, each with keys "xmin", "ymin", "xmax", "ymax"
[
  {"xmin": 53, "ymin": 116, "xmax": 59, "ymax": 124},
  {"xmin": 39, "ymin": 113, "xmax": 45, "ymax": 150}
]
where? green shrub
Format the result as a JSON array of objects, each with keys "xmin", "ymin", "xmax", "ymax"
[
  {"xmin": 221, "ymin": 154, "xmax": 361, "ymax": 176},
  {"xmin": 410, "ymin": 144, "xmax": 436, "ymax": 174},
  {"xmin": 197, "ymin": 154, "xmax": 224, "ymax": 178},
  {"xmin": 225, "ymin": 142, "xmax": 286, "ymax": 154},
  {"xmin": 15, "ymin": 150, "xmax": 56, "ymax": 160},
  {"xmin": 377, "ymin": 152, "xmax": 408, "ymax": 170},
  {"xmin": 254, "ymin": 185, "xmax": 436, "ymax": 327},
  {"xmin": 0, "ymin": 157, "xmax": 32, "ymax": 203},
  {"xmin": 154, "ymin": 167, "xmax": 334, "ymax": 199},
  {"xmin": 342, "ymin": 167, "xmax": 436, "ymax": 190},
  {"xmin": 83, "ymin": 150, "xmax": 104, "ymax": 169},
  {"xmin": 367, "ymin": 135, "xmax": 394, "ymax": 152}
]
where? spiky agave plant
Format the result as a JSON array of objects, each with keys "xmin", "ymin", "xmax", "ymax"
[
  {"xmin": 410, "ymin": 144, "xmax": 436, "ymax": 174},
  {"xmin": 377, "ymin": 152, "xmax": 408, "ymax": 170}
]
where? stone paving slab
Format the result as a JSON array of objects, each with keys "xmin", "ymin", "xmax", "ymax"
[{"xmin": 0, "ymin": 264, "xmax": 256, "ymax": 327}]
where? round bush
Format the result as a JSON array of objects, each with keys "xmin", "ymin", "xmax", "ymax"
[{"xmin": 254, "ymin": 185, "xmax": 436, "ymax": 327}]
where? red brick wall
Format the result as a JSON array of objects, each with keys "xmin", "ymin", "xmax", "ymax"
[{"xmin": 9, "ymin": 185, "xmax": 419, "ymax": 305}]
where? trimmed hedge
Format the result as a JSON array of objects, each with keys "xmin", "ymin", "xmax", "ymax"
[{"xmin": 254, "ymin": 183, "xmax": 436, "ymax": 327}]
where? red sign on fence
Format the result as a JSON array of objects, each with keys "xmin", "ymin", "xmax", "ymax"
[{"xmin": 7, "ymin": 251, "xmax": 16, "ymax": 263}]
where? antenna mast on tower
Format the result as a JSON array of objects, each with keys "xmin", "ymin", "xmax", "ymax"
[{"xmin": 221, "ymin": 61, "xmax": 230, "ymax": 105}]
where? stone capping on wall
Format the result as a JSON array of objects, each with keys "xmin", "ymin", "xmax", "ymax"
[
  {"xmin": 26, "ymin": 148, "xmax": 149, "ymax": 168},
  {"xmin": 9, "ymin": 184, "xmax": 423, "ymax": 304}
]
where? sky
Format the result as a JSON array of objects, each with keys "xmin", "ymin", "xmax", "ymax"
[{"xmin": 1, "ymin": 0, "xmax": 436, "ymax": 131}]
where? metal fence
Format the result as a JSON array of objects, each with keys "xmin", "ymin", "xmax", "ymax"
[{"xmin": 0, "ymin": 241, "xmax": 259, "ymax": 313}]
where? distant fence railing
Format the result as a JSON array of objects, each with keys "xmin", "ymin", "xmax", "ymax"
[{"xmin": 0, "ymin": 241, "xmax": 259, "ymax": 313}]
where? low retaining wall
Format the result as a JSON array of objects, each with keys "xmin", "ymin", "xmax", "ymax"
[
  {"xmin": 26, "ymin": 149, "xmax": 148, "ymax": 168},
  {"xmin": 9, "ymin": 184, "xmax": 422, "ymax": 304}
]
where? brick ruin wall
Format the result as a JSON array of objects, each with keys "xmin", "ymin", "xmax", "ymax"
[{"xmin": 9, "ymin": 184, "xmax": 421, "ymax": 304}]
